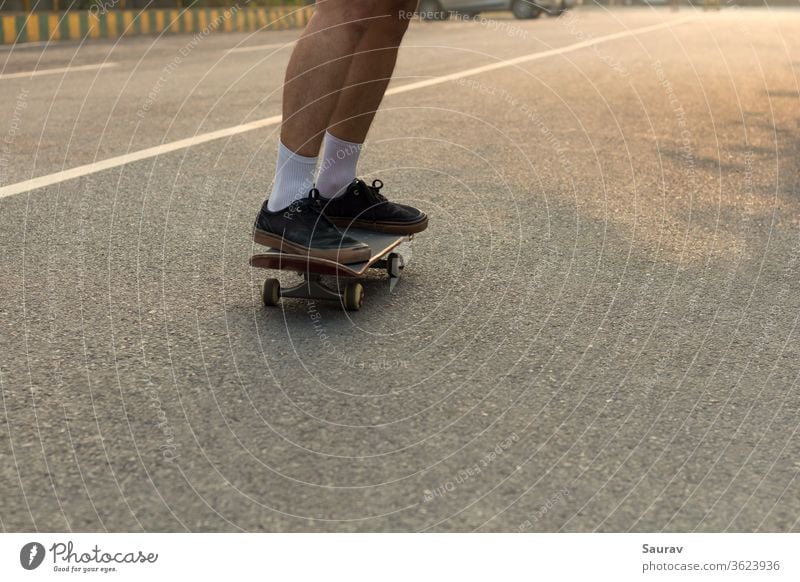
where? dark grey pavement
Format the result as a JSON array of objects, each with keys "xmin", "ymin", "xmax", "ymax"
[{"xmin": 1, "ymin": 7, "xmax": 799, "ymax": 532}]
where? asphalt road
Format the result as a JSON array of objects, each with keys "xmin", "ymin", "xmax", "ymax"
[{"xmin": 1, "ymin": 7, "xmax": 799, "ymax": 532}]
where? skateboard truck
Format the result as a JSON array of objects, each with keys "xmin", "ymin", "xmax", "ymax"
[
  {"xmin": 252, "ymin": 230, "xmax": 411, "ymax": 311},
  {"xmin": 373, "ymin": 252, "xmax": 404, "ymax": 292},
  {"xmin": 273, "ymin": 273, "xmax": 365, "ymax": 311},
  {"xmin": 260, "ymin": 257, "xmax": 402, "ymax": 311}
]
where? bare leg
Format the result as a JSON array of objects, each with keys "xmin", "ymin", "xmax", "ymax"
[
  {"xmin": 326, "ymin": 1, "xmax": 416, "ymax": 143},
  {"xmin": 308, "ymin": 0, "xmax": 428, "ymax": 233},
  {"xmin": 255, "ymin": 1, "xmax": 424, "ymax": 260},
  {"xmin": 280, "ymin": 1, "xmax": 382, "ymax": 156}
]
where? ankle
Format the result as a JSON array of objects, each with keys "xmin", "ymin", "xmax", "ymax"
[
  {"xmin": 266, "ymin": 141, "xmax": 318, "ymax": 212},
  {"xmin": 315, "ymin": 131, "xmax": 363, "ymax": 199}
]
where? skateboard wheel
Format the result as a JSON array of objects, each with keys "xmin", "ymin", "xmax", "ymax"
[
  {"xmin": 343, "ymin": 282, "xmax": 364, "ymax": 311},
  {"xmin": 262, "ymin": 278, "xmax": 281, "ymax": 307}
]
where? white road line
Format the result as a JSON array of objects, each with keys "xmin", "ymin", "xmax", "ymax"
[
  {"xmin": 227, "ymin": 42, "xmax": 296, "ymax": 54},
  {"xmin": 0, "ymin": 16, "xmax": 695, "ymax": 200},
  {"xmin": 0, "ymin": 115, "xmax": 282, "ymax": 199},
  {"xmin": 0, "ymin": 62, "xmax": 117, "ymax": 80},
  {"xmin": 0, "ymin": 40, "xmax": 56, "ymax": 50},
  {"xmin": 387, "ymin": 16, "xmax": 696, "ymax": 97}
]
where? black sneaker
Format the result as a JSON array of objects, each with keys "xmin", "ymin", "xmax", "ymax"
[
  {"xmin": 321, "ymin": 179, "xmax": 428, "ymax": 235},
  {"xmin": 253, "ymin": 189, "xmax": 371, "ymax": 263}
]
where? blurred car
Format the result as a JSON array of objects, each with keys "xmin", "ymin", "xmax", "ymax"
[{"xmin": 416, "ymin": 0, "xmax": 575, "ymax": 20}]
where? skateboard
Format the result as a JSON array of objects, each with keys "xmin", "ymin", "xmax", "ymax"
[{"xmin": 250, "ymin": 229, "xmax": 412, "ymax": 311}]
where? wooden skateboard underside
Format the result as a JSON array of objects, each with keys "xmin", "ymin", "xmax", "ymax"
[
  {"xmin": 249, "ymin": 229, "xmax": 412, "ymax": 310},
  {"xmin": 249, "ymin": 229, "xmax": 409, "ymax": 277}
]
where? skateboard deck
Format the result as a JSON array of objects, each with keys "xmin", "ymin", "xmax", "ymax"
[{"xmin": 250, "ymin": 229, "xmax": 412, "ymax": 311}]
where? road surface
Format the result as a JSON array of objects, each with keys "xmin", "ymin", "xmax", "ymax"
[{"xmin": 1, "ymin": 7, "xmax": 799, "ymax": 532}]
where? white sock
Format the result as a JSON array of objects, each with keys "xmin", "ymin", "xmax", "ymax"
[
  {"xmin": 315, "ymin": 131, "xmax": 363, "ymax": 199},
  {"xmin": 266, "ymin": 141, "xmax": 318, "ymax": 212}
]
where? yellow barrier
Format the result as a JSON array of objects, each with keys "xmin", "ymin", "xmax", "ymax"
[{"xmin": 0, "ymin": 5, "xmax": 313, "ymax": 45}]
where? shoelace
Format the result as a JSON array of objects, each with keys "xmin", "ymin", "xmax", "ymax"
[
  {"xmin": 305, "ymin": 187, "xmax": 344, "ymax": 230},
  {"xmin": 284, "ymin": 188, "xmax": 328, "ymax": 219},
  {"xmin": 353, "ymin": 179, "xmax": 387, "ymax": 204},
  {"xmin": 307, "ymin": 187, "xmax": 323, "ymax": 207},
  {"xmin": 288, "ymin": 188, "xmax": 324, "ymax": 213}
]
